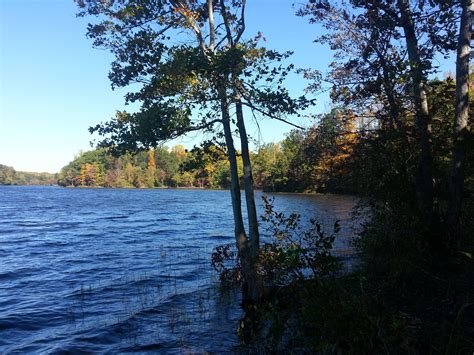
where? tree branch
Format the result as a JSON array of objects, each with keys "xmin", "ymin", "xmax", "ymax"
[
  {"xmin": 219, "ymin": 0, "xmax": 234, "ymax": 47},
  {"xmin": 208, "ymin": 0, "xmax": 216, "ymax": 51},
  {"xmin": 240, "ymin": 101, "xmax": 305, "ymax": 130},
  {"xmin": 169, "ymin": 0, "xmax": 209, "ymax": 56},
  {"xmin": 234, "ymin": 0, "xmax": 246, "ymax": 44}
]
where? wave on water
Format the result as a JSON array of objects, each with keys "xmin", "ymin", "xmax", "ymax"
[{"xmin": 0, "ymin": 186, "xmax": 356, "ymax": 353}]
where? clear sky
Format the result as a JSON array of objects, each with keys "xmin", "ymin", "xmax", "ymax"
[
  {"xmin": 0, "ymin": 0, "xmax": 335, "ymax": 173},
  {"xmin": 0, "ymin": 0, "xmax": 453, "ymax": 173}
]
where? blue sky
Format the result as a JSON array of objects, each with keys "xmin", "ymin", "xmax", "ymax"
[
  {"xmin": 0, "ymin": 0, "xmax": 453, "ymax": 173},
  {"xmin": 0, "ymin": 0, "xmax": 335, "ymax": 173}
]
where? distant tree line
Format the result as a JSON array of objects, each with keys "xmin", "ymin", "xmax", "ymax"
[
  {"xmin": 58, "ymin": 144, "xmax": 232, "ymax": 189},
  {"xmin": 59, "ymin": 77, "xmax": 472, "ymax": 197},
  {"xmin": 57, "ymin": 109, "xmax": 362, "ymax": 192},
  {"xmin": 0, "ymin": 164, "xmax": 57, "ymax": 186}
]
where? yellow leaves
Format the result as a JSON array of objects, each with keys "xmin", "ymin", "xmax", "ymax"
[
  {"xmin": 147, "ymin": 149, "xmax": 157, "ymax": 171},
  {"xmin": 172, "ymin": 144, "xmax": 187, "ymax": 160},
  {"xmin": 204, "ymin": 163, "xmax": 215, "ymax": 175},
  {"xmin": 174, "ymin": 6, "xmax": 200, "ymax": 22},
  {"xmin": 245, "ymin": 48, "xmax": 264, "ymax": 59},
  {"xmin": 116, "ymin": 111, "xmax": 130, "ymax": 123},
  {"xmin": 80, "ymin": 163, "xmax": 100, "ymax": 186},
  {"xmin": 188, "ymin": 75, "xmax": 199, "ymax": 87}
]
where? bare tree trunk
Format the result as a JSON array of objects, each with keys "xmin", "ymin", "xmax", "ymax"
[
  {"xmin": 217, "ymin": 81, "xmax": 262, "ymax": 304},
  {"xmin": 207, "ymin": 0, "xmax": 215, "ymax": 51},
  {"xmin": 208, "ymin": 3, "xmax": 247, "ymax": 252},
  {"xmin": 206, "ymin": 2, "xmax": 253, "ymax": 299},
  {"xmin": 397, "ymin": 0, "xmax": 434, "ymax": 218},
  {"xmin": 218, "ymin": 0, "xmax": 262, "ymax": 303},
  {"xmin": 449, "ymin": 0, "xmax": 472, "ymax": 236},
  {"xmin": 234, "ymin": 96, "xmax": 262, "ymax": 302},
  {"xmin": 235, "ymin": 100, "xmax": 260, "ymax": 257},
  {"xmin": 218, "ymin": 84, "xmax": 248, "ymax": 252}
]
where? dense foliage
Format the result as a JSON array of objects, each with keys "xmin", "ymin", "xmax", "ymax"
[
  {"xmin": 57, "ymin": 110, "xmax": 359, "ymax": 192},
  {"xmin": 57, "ymin": 145, "xmax": 234, "ymax": 189},
  {"xmin": 0, "ymin": 164, "xmax": 57, "ymax": 186},
  {"xmin": 258, "ymin": 109, "xmax": 359, "ymax": 193},
  {"xmin": 233, "ymin": 0, "xmax": 474, "ymax": 351},
  {"xmin": 217, "ymin": 1, "xmax": 473, "ymax": 351}
]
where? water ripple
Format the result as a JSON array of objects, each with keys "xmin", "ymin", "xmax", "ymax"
[{"xmin": 0, "ymin": 185, "xmax": 356, "ymax": 353}]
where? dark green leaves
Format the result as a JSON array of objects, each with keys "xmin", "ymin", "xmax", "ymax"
[{"xmin": 89, "ymin": 103, "xmax": 193, "ymax": 153}]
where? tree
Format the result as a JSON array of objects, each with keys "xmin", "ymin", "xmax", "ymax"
[
  {"xmin": 77, "ymin": 1, "xmax": 249, "ymax": 289},
  {"xmin": 396, "ymin": 0, "xmax": 433, "ymax": 219},
  {"xmin": 80, "ymin": 163, "xmax": 97, "ymax": 186},
  {"xmin": 181, "ymin": 142, "xmax": 228, "ymax": 187},
  {"xmin": 449, "ymin": 0, "xmax": 472, "ymax": 236},
  {"xmin": 0, "ymin": 164, "xmax": 17, "ymax": 185},
  {"xmin": 77, "ymin": 0, "xmax": 308, "ymax": 303},
  {"xmin": 145, "ymin": 149, "xmax": 157, "ymax": 187},
  {"xmin": 298, "ymin": 0, "xmax": 461, "ymax": 223},
  {"xmin": 252, "ymin": 142, "xmax": 286, "ymax": 191},
  {"xmin": 155, "ymin": 146, "xmax": 180, "ymax": 186}
]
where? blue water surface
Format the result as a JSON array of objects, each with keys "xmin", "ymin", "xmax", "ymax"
[{"xmin": 0, "ymin": 186, "xmax": 356, "ymax": 353}]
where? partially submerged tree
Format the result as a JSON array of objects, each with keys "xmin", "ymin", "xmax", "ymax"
[{"xmin": 77, "ymin": 0, "xmax": 308, "ymax": 303}]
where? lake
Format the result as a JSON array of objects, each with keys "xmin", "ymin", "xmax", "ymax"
[{"xmin": 0, "ymin": 186, "xmax": 356, "ymax": 353}]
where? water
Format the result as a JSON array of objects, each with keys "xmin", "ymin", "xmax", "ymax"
[{"xmin": 0, "ymin": 186, "xmax": 356, "ymax": 353}]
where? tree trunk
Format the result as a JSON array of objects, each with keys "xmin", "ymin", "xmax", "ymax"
[
  {"xmin": 207, "ymin": 0, "xmax": 261, "ymax": 304},
  {"xmin": 381, "ymin": 62, "xmax": 402, "ymax": 129},
  {"xmin": 218, "ymin": 84, "xmax": 247, "ymax": 251},
  {"xmin": 235, "ymin": 99, "xmax": 260, "ymax": 257},
  {"xmin": 217, "ymin": 81, "xmax": 261, "ymax": 304},
  {"xmin": 235, "ymin": 97, "xmax": 262, "ymax": 303},
  {"xmin": 397, "ymin": 0, "xmax": 434, "ymax": 218},
  {"xmin": 449, "ymin": 0, "xmax": 472, "ymax": 236}
]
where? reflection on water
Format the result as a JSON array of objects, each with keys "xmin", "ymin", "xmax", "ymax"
[{"xmin": 0, "ymin": 186, "xmax": 357, "ymax": 352}]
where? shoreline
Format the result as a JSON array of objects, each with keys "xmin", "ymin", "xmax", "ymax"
[{"xmin": 1, "ymin": 184, "xmax": 358, "ymax": 197}]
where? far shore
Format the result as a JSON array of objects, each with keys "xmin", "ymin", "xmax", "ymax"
[{"xmin": 2, "ymin": 183, "xmax": 356, "ymax": 196}]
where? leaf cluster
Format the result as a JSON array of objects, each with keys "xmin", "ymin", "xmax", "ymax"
[{"xmin": 259, "ymin": 196, "xmax": 341, "ymax": 286}]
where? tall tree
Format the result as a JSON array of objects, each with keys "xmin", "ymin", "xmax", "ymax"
[
  {"xmin": 449, "ymin": 0, "xmax": 472, "ymax": 235},
  {"xmin": 77, "ymin": 0, "xmax": 257, "ymax": 297},
  {"xmin": 77, "ymin": 0, "xmax": 307, "ymax": 303},
  {"xmin": 298, "ymin": 0, "xmax": 460, "ymax": 221},
  {"xmin": 396, "ymin": 0, "xmax": 433, "ymax": 218}
]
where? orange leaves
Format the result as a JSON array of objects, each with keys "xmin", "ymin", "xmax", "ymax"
[
  {"xmin": 80, "ymin": 163, "xmax": 100, "ymax": 186},
  {"xmin": 173, "ymin": 5, "xmax": 200, "ymax": 22},
  {"xmin": 147, "ymin": 149, "xmax": 157, "ymax": 172}
]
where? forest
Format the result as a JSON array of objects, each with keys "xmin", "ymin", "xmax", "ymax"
[
  {"xmin": 0, "ymin": 164, "xmax": 57, "ymax": 186},
  {"xmin": 57, "ymin": 109, "xmax": 360, "ymax": 192},
  {"xmin": 57, "ymin": 0, "xmax": 474, "ymax": 352}
]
